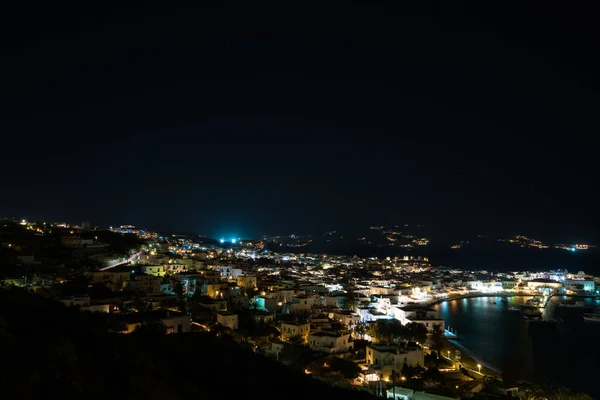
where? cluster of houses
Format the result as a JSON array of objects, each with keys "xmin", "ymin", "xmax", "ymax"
[{"xmin": 56, "ymin": 252, "xmax": 457, "ymax": 387}]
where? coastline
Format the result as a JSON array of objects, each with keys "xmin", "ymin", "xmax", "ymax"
[
  {"xmin": 431, "ymin": 293, "xmax": 529, "ymax": 380},
  {"xmin": 447, "ymin": 339, "xmax": 502, "ymax": 377},
  {"xmin": 425, "ymin": 292, "xmax": 536, "ymax": 307}
]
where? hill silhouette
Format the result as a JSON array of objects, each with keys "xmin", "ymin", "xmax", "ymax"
[{"xmin": 0, "ymin": 288, "xmax": 374, "ymax": 400}]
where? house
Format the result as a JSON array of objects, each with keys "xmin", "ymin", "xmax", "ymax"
[
  {"xmin": 357, "ymin": 307, "xmax": 389, "ymax": 323},
  {"xmin": 80, "ymin": 304, "xmax": 111, "ymax": 313},
  {"xmin": 289, "ymin": 295, "xmax": 313, "ymax": 314},
  {"xmin": 310, "ymin": 316, "xmax": 333, "ymax": 332},
  {"xmin": 332, "ymin": 310, "xmax": 360, "ymax": 329},
  {"xmin": 271, "ymin": 289, "xmax": 295, "ymax": 304},
  {"xmin": 252, "ymin": 310, "xmax": 275, "ymax": 323},
  {"xmin": 387, "ymin": 388, "xmax": 459, "ymax": 400},
  {"xmin": 366, "ymin": 343, "xmax": 424, "ymax": 378},
  {"xmin": 266, "ymin": 341, "xmax": 285, "ymax": 361},
  {"xmin": 280, "ymin": 321, "xmax": 310, "ymax": 341},
  {"xmin": 392, "ymin": 306, "xmax": 444, "ymax": 331},
  {"xmin": 141, "ymin": 265, "xmax": 165, "ymax": 276},
  {"xmin": 112, "ymin": 310, "xmax": 191, "ymax": 334},
  {"xmin": 86, "ymin": 271, "xmax": 131, "ymax": 286},
  {"xmin": 307, "ymin": 331, "xmax": 353, "ymax": 354},
  {"xmin": 370, "ymin": 286, "xmax": 395, "ymax": 296},
  {"xmin": 59, "ymin": 296, "xmax": 91, "ymax": 307},
  {"xmin": 501, "ymin": 280, "xmax": 516, "ymax": 290},
  {"xmin": 124, "ymin": 274, "xmax": 162, "ymax": 295},
  {"xmin": 386, "ymin": 387, "xmax": 415, "ymax": 400},
  {"xmin": 204, "ymin": 282, "xmax": 230, "ymax": 298},
  {"xmin": 214, "ymin": 266, "xmax": 243, "ymax": 280},
  {"xmin": 254, "ymin": 295, "xmax": 282, "ymax": 312},
  {"xmin": 199, "ymin": 299, "xmax": 228, "ymax": 312},
  {"xmin": 216, "ymin": 311, "xmax": 238, "ymax": 330},
  {"xmin": 237, "ymin": 275, "xmax": 257, "ymax": 289},
  {"xmin": 163, "ymin": 263, "xmax": 189, "ymax": 275},
  {"xmin": 324, "ymin": 296, "xmax": 339, "ymax": 307},
  {"xmin": 564, "ymin": 279, "xmax": 595, "ymax": 292}
]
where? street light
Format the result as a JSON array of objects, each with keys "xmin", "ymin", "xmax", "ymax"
[{"xmin": 477, "ymin": 364, "xmax": 481, "ymax": 374}]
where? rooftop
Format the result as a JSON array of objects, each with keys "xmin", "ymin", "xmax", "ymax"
[
  {"xmin": 217, "ymin": 311, "xmax": 236, "ymax": 316},
  {"xmin": 112, "ymin": 310, "xmax": 187, "ymax": 324},
  {"xmin": 308, "ymin": 331, "xmax": 346, "ymax": 338},
  {"xmin": 398, "ymin": 305, "xmax": 436, "ymax": 311},
  {"xmin": 281, "ymin": 321, "xmax": 310, "ymax": 326}
]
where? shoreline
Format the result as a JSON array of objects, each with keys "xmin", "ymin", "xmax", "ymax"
[
  {"xmin": 426, "ymin": 292, "xmax": 599, "ymax": 307},
  {"xmin": 430, "ymin": 293, "xmax": 599, "ymax": 381},
  {"xmin": 425, "ymin": 292, "xmax": 536, "ymax": 307},
  {"xmin": 447, "ymin": 339, "xmax": 502, "ymax": 377},
  {"xmin": 431, "ymin": 293, "xmax": 525, "ymax": 380}
]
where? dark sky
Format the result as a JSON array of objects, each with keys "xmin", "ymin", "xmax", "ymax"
[{"xmin": 1, "ymin": 1, "xmax": 599, "ymax": 240}]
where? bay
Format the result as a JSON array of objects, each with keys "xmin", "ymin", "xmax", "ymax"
[{"xmin": 435, "ymin": 296, "xmax": 600, "ymax": 397}]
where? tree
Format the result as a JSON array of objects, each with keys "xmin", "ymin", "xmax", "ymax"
[
  {"xmin": 344, "ymin": 288, "xmax": 357, "ymax": 311},
  {"xmin": 173, "ymin": 282, "xmax": 184, "ymax": 300},
  {"xmin": 354, "ymin": 322, "xmax": 369, "ymax": 339},
  {"xmin": 422, "ymin": 367, "xmax": 444, "ymax": 385},
  {"xmin": 329, "ymin": 357, "xmax": 362, "ymax": 380},
  {"xmin": 245, "ymin": 286, "xmax": 257, "ymax": 298},
  {"xmin": 387, "ymin": 319, "xmax": 407, "ymax": 340},
  {"xmin": 133, "ymin": 320, "xmax": 166, "ymax": 337},
  {"xmin": 526, "ymin": 381, "xmax": 593, "ymax": 400},
  {"xmin": 287, "ymin": 334, "xmax": 305, "ymax": 345},
  {"xmin": 405, "ymin": 323, "xmax": 428, "ymax": 345},
  {"xmin": 429, "ymin": 323, "xmax": 444, "ymax": 362}
]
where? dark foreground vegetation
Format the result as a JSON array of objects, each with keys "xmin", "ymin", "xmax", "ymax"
[{"xmin": 0, "ymin": 287, "xmax": 374, "ymax": 400}]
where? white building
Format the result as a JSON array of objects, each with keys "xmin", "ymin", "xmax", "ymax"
[
  {"xmin": 115, "ymin": 310, "xmax": 191, "ymax": 334},
  {"xmin": 564, "ymin": 279, "xmax": 595, "ymax": 292},
  {"xmin": 332, "ymin": 310, "xmax": 360, "ymax": 329},
  {"xmin": 214, "ymin": 266, "xmax": 243, "ymax": 280},
  {"xmin": 357, "ymin": 307, "xmax": 390, "ymax": 323},
  {"xmin": 392, "ymin": 306, "xmax": 444, "ymax": 331},
  {"xmin": 307, "ymin": 331, "xmax": 353, "ymax": 354},
  {"xmin": 237, "ymin": 275, "xmax": 257, "ymax": 289},
  {"xmin": 216, "ymin": 311, "xmax": 238, "ymax": 330},
  {"xmin": 289, "ymin": 296, "xmax": 314, "ymax": 314},
  {"xmin": 366, "ymin": 344, "xmax": 424, "ymax": 372},
  {"xmin": 59, "ymin": 296, "xmax": 90, "ymax": 307},
  {"xmin": 280, "ymin": 321, "xmax": 311, "ymax": 340},
  {"xmin": 387, "ymin": 388, "xmax": 458, "ymax": 400},
  {"xmin": 387, "ymin": 387, "xmax": 415, "ymax": 400}
]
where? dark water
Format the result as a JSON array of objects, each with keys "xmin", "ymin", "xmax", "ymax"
[{"xmin": 436, "ymin": 296, "xmax": 600, "ymax": 397}]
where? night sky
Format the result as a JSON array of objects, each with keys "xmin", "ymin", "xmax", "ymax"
[{"xmin": 1, "ymin": 1, "xmax": 599, "ymax": 240}]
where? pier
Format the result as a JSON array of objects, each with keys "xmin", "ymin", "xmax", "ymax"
[{"xmin": 444, "ymin": 326, "xmax": 458, "ymax": 339}]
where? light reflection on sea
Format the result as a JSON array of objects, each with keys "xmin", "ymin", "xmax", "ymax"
[{"xmin": 435, "ymin": 296, "xmax": 600, "ymax": 397}]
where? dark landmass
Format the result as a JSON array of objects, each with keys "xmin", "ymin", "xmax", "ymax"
[
  {"xmin": 0, "ymin": 288, "xmax": 374, "ymax": 400},
  {"xmin": 264, "ymin": 226, "xmax": 600, "ymax": 274}
]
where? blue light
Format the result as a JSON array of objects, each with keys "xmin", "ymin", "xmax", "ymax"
[
  {"xmin": 231, "ymin": 238, "xmax": 237, "ymax": 244},
  {"xmin": 219, "ymin": 238, "xmax": 225, "ymax": 244},
  {"xmin": 571, "ymin": 247, "xmax": 576, "ymax": 252}
]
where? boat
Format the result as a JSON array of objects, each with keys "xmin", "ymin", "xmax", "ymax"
[
  {"xmin": 521, "ymin": 305, "xmax": 542, "ymax": 319},
  {"xmin": 526, "ymin": 298, "xmax": 541, "ymax": 306},
  {"xmin": 557, "ymin": 300, "xmax": 594, "ymax": 313},
  {"xmin": 558, "ymin": 300, "xmax": 584, "ymax": 308},
  {"xmin": 583, "ymin": 313, "xmax": 600, "ymax": 323},
  {"xmin": 508, "ymin": 306, "xmax": 520, "ymax": 312}
]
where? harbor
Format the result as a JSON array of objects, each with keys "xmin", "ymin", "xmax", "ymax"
[{"xmin": 435, "ymin": 295, "xmax": 600, "ymax": 397}]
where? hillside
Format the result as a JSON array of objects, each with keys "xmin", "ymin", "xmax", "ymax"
[{"xmin": 0, "ymin": 288, "xmax": 374, "ymax": 400}]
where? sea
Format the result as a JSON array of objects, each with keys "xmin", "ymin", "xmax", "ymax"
[{"xmin": 435, "ymin": 296, "xmax": 600, "ymax": 398}]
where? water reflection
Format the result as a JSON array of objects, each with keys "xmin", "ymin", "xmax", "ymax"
[{"xmin": 435, "ymin": 296, "xmax": 600, "ymax": 397}]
